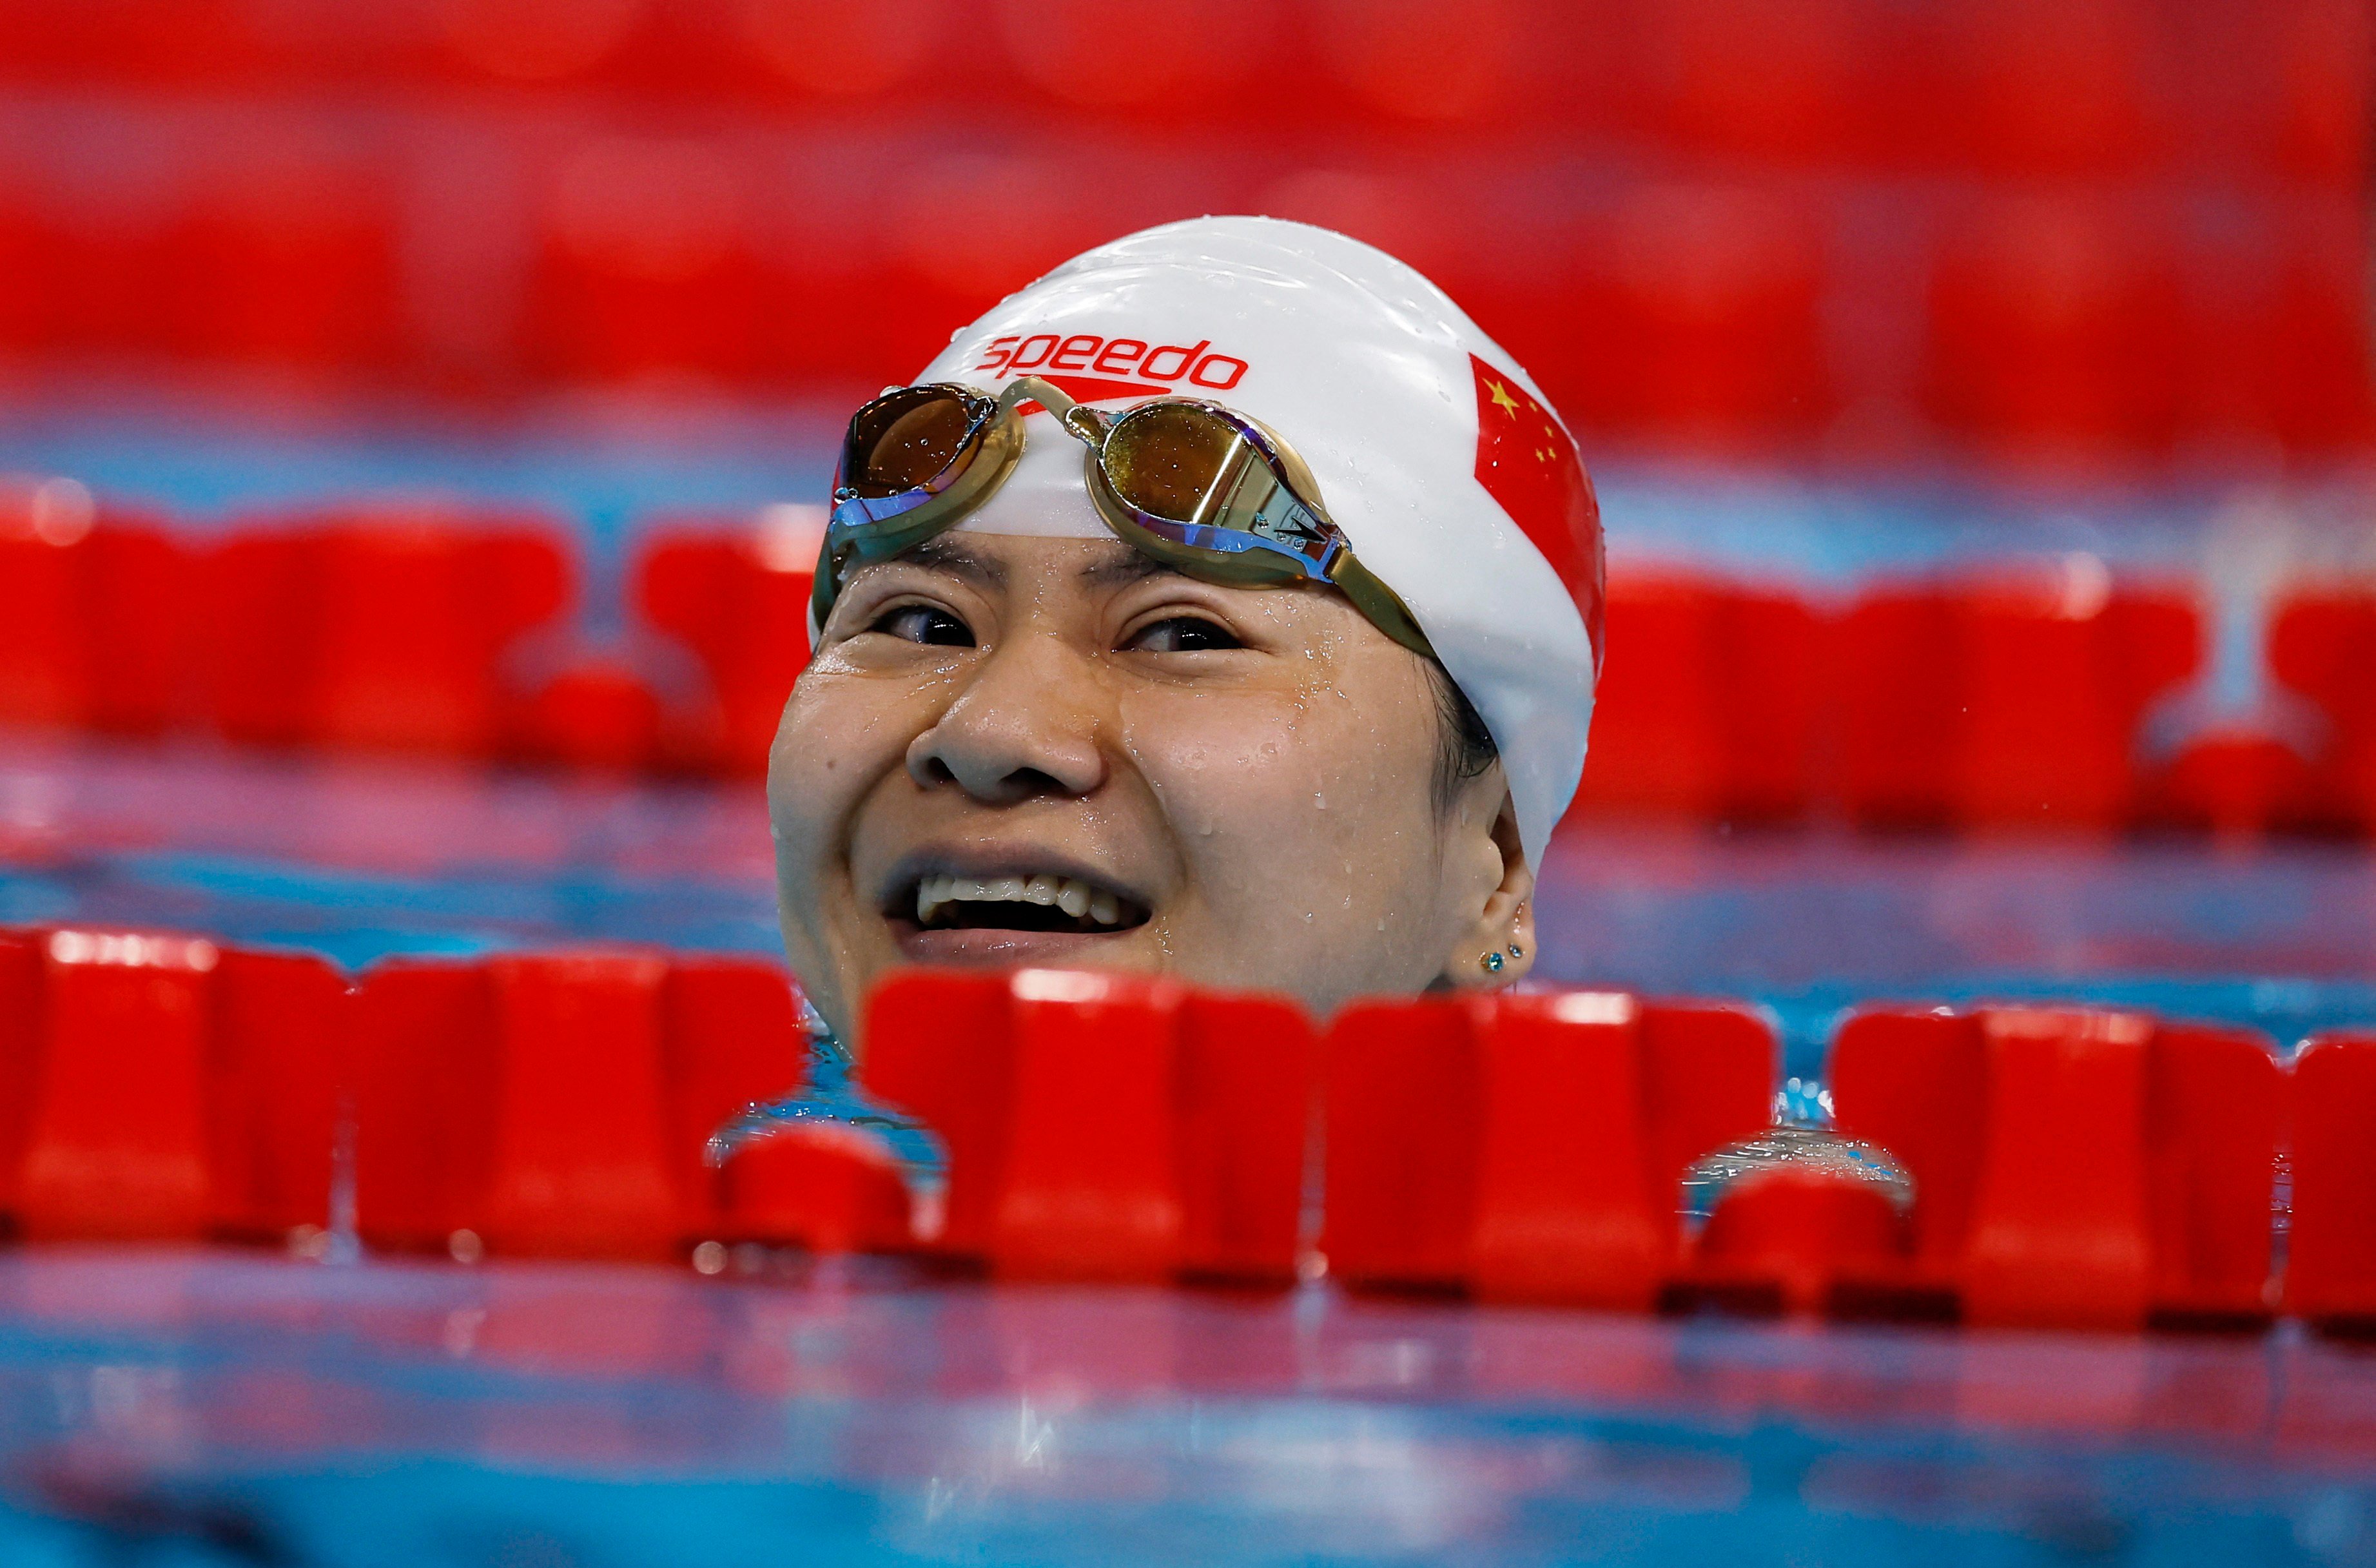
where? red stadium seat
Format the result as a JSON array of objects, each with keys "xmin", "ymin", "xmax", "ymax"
[
  {"xmin": 2286, "ymin": 1032, "xmax": 2376, "ymax": 1328},
  {"xmin": 1836, "ymin": 565, "xmax": 2200, "ymax": 831},
  {"xmin": 737, "ymin": 0, "xmax": 948, "ymax": 102},
  {"xmin": 525, "ymin": 137, "xmax": 771, "ymax": 385},
  {"xmin": 171, "ymin": 151, "xmax": 399, "ymax": 375},
  {"xmin": 994, "ymin": 0, "xmax": 1266, "ymax": 122},
  {"xmin": 1646, "ymin": 0, "xmax": 1863, "ymax": 165},
  {"xmin": 0, "ymin": 481, "xmax": 190, "ymax": 734},
  {"xmin": 1561, "ymin": 184, "xmax": 1832, "ymax": 444},
  {"xmin": 2180, "ymin": 200, "xmax": 2375, "ymax": 454},
  {"xmin": 30, "ymin": 140, "xmax": 180, "ymax": 360},
  {"xmin": 1323, "ymin": 990, "xmax": 1775, "ymax": 1306},
  {"xmin": 0, "ymin": 157, "xmax": 53, "ymax": 356},
  {"xmin": 0, "ymin": 0, "xmax": 281, "ymax": 86},
  {"xmin": 1569, "ymin": 569, "xmax": 1825, "ymax": 824},
  {"xmin": 0, "ymin": 928, "xmax": 344, "ymax": 1243},
  {"xmin": 2246, "ymin": 209, "xmax": 2375, "ymax": 452},
  {"xmin": 861, "ymin": 968, "xmax": 1317, "ymax": 1283},
  {"xmin": 431, "ymin": 0, "xmax": 647, "ymax": 84},
  {"xmin": 1945, "ymin": 0, "xmax": 2167, "ymax": 179},
  {"xmin": 2271, "ymin": 0, "xmax": 2369, "ymax": 188},
  {"xmin": 166, "ymin": 144, "xmax": 402, "ymax": 373},
  {"xmin": 1829, "ymin": 1005, "xmax": 2282, "ymax": 1328},
  {"xmin": 632, "ymin": 508, "xmax": 817, "ymax": 775},
  {"xmin": 2268, "ymin": 590, "xmax": 2376, "ymax": 833},
  {"xmin": 876, "ymin": 151, "xmax": 1115, "ymax": 381},
  {"xmin": 202, "ymin": 507, "xmax": 571, "ymax": 755},
  {"xmin": 1310, "ymin": 0, "xmax": 1521, "ymax": 125},
  {"xmin": 349, "ymin": 951, "xmax": 808, "ymax": 1259}
]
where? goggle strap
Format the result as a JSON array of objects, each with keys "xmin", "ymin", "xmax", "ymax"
[{"xmin": 1330, "ymin": 551, "xmax": 1437, "ymax": 661}]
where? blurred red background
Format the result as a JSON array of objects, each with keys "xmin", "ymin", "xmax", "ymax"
[{"xmin": 0, "ymin": 0, "xmax": 2362, "ymax": 465}]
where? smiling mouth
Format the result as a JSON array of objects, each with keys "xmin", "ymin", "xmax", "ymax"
[{"xmin": 895, "ymin": 873, "xmax": 1148, "ymax": 935}]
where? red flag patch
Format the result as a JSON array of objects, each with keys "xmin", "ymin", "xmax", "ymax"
[{"xmin": 1470, "ymin": 354, "xmax": 1604, "ymax": 671}]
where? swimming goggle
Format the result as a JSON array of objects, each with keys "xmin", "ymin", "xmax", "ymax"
[{"xmin": 813, "ymin": 376, "xmax": 1434, "ymax": 657}]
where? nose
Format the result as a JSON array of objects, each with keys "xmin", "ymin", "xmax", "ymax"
[{"xmin": 906, "ymin": 633, "xmax": 1109, "ymax": 804}]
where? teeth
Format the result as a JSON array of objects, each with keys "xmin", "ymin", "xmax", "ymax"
[{"xmin": 911, "ymin": 873, "xmax": 1129, "ymax": 929}]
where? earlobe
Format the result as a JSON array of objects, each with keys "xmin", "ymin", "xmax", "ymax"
[{"xmin": 1436, "ymin": 789, "xmax": 1537, "ymax": 991}]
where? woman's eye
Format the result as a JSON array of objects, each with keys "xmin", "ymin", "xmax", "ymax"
[
  {"xmin": 869, "ymin": 605, "xmax": 974, "ymax": 646},
  {"xmin": 1124, "ymin": 615, "xmax": 1243, "ymax": 653}
]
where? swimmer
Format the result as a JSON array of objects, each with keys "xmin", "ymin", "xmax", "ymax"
[{"xmin": 768, "ymin": 218, "xmax": 1603, "ymax": 1046}]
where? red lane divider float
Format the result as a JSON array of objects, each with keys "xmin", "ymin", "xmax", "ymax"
[
  {"xmin": 2288, "ymin": 1032, "xmax": 2376, "ymax": 1330},
  {"xmin": 2268, "ymin": 589, "xmax": 2376, "ymax": 835},
  {"xmin": 708, "ymin": 1115, "xmax": 916, "ymax": 1260},
  {"xmin": 2143, "ymin": 728, "xmax": 2322, "ymax": 842},
  {"xmin": 0, "ymin": 928, "xmax": 342, "ymax": 1242},
  {"xmin": 204, "ymin": 507, "xmax": 572, "ymax": 757},
  {"xmin": 1835, "ymin": 564, "xmax": 2200, "ymax": 831},
  {"xmin": 0, "ymin": 481, "xmax": 190, "ymax": 737},
  {"xmin": 1569, "ymin": 573, "xmax": 1825, "ymax": 824},
  {"xmin": 630, "ymin": 510, "xmax": 817, "ymax": 776},
  {"xmin": 3, "ymin": 920, "xmax": 2370, "ymax": 1340},
  {"xmin": 855, "ymin": 967, "xmax": 1316, "ymax": 1283},
  {"xmin": 351, "ymin": 951, "xmax": 806, "ymax": 1259},
  {"xmin": 1829, "ymin": 1003, "xmax": 2283, "ymax": 1329},
  {"xmin": 1325, "ymin": 991, "xmax": 1776, "ymax": 1307},
  {"xmin": 1570, "ymin": 560, "xmax": 2206, "ymax": 835},
  {"xmin": 18, "ymin": 483, "xmax": 2376, "ymax": 857}
]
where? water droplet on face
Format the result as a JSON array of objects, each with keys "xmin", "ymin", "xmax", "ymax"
[{"xmin": 1314, "ymin": 793, "xmax": 1326, "ymax": 810}]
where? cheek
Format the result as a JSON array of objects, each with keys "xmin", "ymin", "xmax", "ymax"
[
  {"xmin": 767, "ymin": 673, "xmax": 930, "ymax": 866},
  {"xmin": 1117, "ymin": 677, "xmax": 1441, "ymax": 893}
]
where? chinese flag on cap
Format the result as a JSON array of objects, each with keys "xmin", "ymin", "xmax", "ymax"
[{"xmin": 1470, "ymin": 354, "xmax": 1604, "ymax": 673}]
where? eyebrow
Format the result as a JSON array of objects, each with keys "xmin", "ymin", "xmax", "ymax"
[
  {"xmin": 1076, "ymin": 548, "xmax": 1181, "ymax": 590},
  {"xmin": 884, "ymin": 537, "xmax": 1007, "ymax": 592}
]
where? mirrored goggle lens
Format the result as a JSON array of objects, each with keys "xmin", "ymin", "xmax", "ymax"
[
  {"xmin": 1099, "ymin": 403, "xmax": 1274, "ymax": 528},
  {"xmin": 842, "ymin": 388, "xmax": 983, "ymax": 501}
]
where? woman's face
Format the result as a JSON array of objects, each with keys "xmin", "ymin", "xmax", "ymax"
[{"xmin": 768, "ymin": 530, "xmax": 1535, "ymax": 1043}]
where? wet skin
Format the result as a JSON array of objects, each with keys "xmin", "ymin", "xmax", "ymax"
[{"xmin": 768, "ymin": 532, "xmax": 1536, "ymax": 1046}]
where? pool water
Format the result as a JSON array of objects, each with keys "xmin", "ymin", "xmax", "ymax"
[{"xmin": 0, "ymin": 1248, "xmax": 2367, "ymax": 1567}]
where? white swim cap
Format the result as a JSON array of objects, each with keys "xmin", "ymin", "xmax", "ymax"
[{"xmin": 908, "ymin": 215, "xmax": 1604, "ymax": 869}]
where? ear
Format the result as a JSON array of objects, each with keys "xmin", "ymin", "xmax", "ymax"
[{"xmin": 1436, "ymin": 789, "xmax": 1537, "ymax": 991}]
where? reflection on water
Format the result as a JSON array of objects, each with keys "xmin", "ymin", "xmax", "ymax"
[{"xmin": 1679, "ymin": 1124, "xmax": 1916, "ymax": 1226}]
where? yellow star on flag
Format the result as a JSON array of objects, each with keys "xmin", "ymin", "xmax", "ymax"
[{"xmin": 1486, "ymin": 380, "xmax": 1521, "ymax": 416}]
